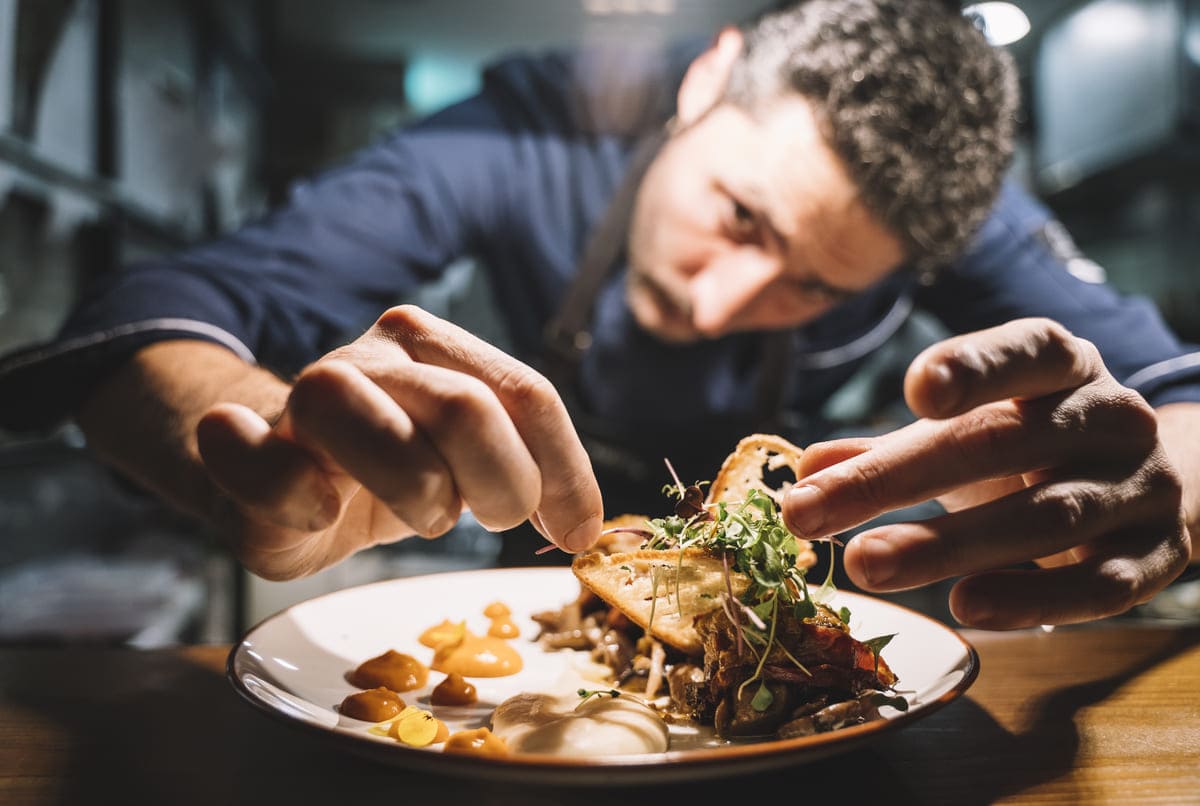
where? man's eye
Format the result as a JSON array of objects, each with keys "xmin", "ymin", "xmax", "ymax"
[
  {"xmin": 728, "ymin": 199, "xmax": 758, "ymax": 240},
  {"xmin": 791, "ymin": 277, "xmax": 854, "ymax": 305}
]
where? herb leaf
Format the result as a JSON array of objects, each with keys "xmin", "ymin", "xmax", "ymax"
[{"xmin": 640, "ymin": 465, "xmax": 897, "ymax": 715}]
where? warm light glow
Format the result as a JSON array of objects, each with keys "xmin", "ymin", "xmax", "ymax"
[{"xmin": 963, "ymin": 2, "xmax": 1032, "ymax": 46}]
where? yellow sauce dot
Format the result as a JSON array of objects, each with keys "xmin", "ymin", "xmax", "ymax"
[
  {"xmin": 418, "ymin": 619, "xmax": 466, "ymax": 649},
  {"xmin": 390, "ymin": 706, "xmax": 439, "ymax": 747}
]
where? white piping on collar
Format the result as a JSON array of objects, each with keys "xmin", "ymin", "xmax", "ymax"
[
  {"xmin": 0, "ymin": 318, "xmax": 257, "ymax": 375},
  {"xmin": 792, "ymin": 292, "xmax": 914, "ymax": 370},
  {"xmin": 1123, "ymin": 351, "xmax": 1200, "ymax": 392}
]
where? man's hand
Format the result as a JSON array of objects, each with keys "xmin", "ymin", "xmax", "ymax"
[
  {"xmin": 79, "ymin": 306, "xmax": 602, "ymax": 581},
  {"xmin": 194, "ymin": 305, "xmax": 603, "ymax": 579},
  {"xmin": 782, "ymin": 317, "xmax": 1193, "ymax": 629}
]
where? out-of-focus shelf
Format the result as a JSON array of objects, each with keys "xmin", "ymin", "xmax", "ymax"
[{"xmin": 0, "ymin": 131, "xmax": 191, "ymax": 247}]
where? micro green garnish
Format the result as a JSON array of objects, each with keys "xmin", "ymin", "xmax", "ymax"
[
  {"xmin": 812, "ymin": 540, "xmax": 839, "ymax": 606},
  {"xmin": 577, "ymin": 688, "xmax": 622, "ymax": 704},
  {"xmin": 750, "ymin": 680, "xmax": 774, "ymax": 711},
  {"xmin": 643, "ymin": 455, "xmax": 897, "ymax": 714},
  {"xmin": 736, "ymin": 593, "xmax": 781, "ymax": 708},
  {"xmin": 794, "ymin": 597, "xmax": 816, "ymax": 620},
  {"xmin": 866, "ymin": 691, "xmax": 910, "ymax": 712},
  {"xmin": 862, "ymin": 634, "xmax": 897, "ymax": 677},
  {"xmin": 647, "ymin": 564, "xmax": 664, "ymax": 632},
  {"xmin": 644, "ymin": 458, "xmax": 866, "ymax": 713}
]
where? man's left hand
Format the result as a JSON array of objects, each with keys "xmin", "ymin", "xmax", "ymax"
[{"xmin": 782, "ymin": 317, "xmax": 1193, "ymax": 629}]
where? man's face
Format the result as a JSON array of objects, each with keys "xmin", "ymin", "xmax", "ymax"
[{"xmin": 625, "ymin": 93, "xmax": 908, "ymax": 343}]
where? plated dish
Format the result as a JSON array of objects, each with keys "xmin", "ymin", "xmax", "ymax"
[{"xmin": 227, "ymin": 566, "xmax": 979, "ymax": 785}]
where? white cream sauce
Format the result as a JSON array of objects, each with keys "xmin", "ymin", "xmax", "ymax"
[{"xmin": 490, "ymin": 691, "xmax": 669, "ymax": 756}]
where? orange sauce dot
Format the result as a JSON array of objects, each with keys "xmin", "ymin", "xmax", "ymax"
[
  {"xmin": 431, "ymin": 672, "xmax": 478, "ymax": 706},
  {"xmin": 486, "ymin": 615, "xmax": 520, "ymax": 640},
  {"xmin": 431, "ymin": 630, "xmax": 523, "ymax": 678},
  {"xmin": 444, "ymin": 727, "xmax": 509, "ymax": 757},
  {"xmin": 348, "ymin": 650, "xmax": 429, "ymax": 692},
  {"xmin": 338, "ymin": 686, "xmax": 405, "ymax": 722}
]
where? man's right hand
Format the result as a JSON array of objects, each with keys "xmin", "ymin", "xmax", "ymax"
[{"xmin": 80, "ymin": 305, "xmax": 604, "ymax": 580}]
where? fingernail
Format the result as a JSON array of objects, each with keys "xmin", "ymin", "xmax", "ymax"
[
  {"xmin": 957, "ymin": 600, "xmax": 994, "ymax": 628},
  {"xmin": 929, "ymin": 361, "xmax": 961, "ymax": 416},
  {"xmin": 785, "ymin": 485, "xmax": 825, "ymax": 536},
  {"xmin": 563, "ymin": 514, "xmax": 602, "ymax": 553},
  {"xmin": 857, "ymin": 535, "xmax": 898, "ymax": 587}
]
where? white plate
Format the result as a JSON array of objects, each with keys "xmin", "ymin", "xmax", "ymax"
[{"xmin": 228, "ymin": 567, "xmax": 977, "ymax": 785}]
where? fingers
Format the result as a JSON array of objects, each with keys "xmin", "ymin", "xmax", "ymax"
[
  {"xmin": 291, "ymin": 354, "xmax": 555, "ymax": 536},
  {"xmin": 796, "ymin": 438, "xmax": 872, "ymax": 477},
  {"xmin": 841, "ymin": 458, "xmax": 1181, "ymax": 593},
  {"xmin": 947, "ymin": 521, "xmax": 1191, "ymax": 628},
  {"xmin": 199, "ymin": 304, "xmax": 602, "ymax": 580},
  {"xmin": 367, "ymin": 305, "xmax": 603, "ymax": 553},
  {"xmin": 197, "ymin": 403, "xmax": 341, "ymax": 536},
  {"xmin": 197, "ymin": 402, "xmax": 381, "ymax": 580},
  {"xmin": 906, "ymin": 317, "xmax": 1103, "ymax": 419},
  {"xmin": 784, "ymin": 387, "xmax": 1160, "ymax": 542},
  {"xmin": 789, "ymin": 317, "xmax": 1192, "ymax": 630},
  {"xmin": 782, "ymin": 411, "xmax": 1019, "ymax": 540},
  {"xmin": 797, "ymin": 436, "xmax": 1024, "ymax": 515}
]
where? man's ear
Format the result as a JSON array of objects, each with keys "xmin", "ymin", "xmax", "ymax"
[{"xmin": 676, "ymin": 26, "xmax": 744, "ymax": 126}]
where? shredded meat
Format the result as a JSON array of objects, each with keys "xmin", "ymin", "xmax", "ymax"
[
  {"xmin": 777, "ymin": 693, "xmax": 883, "ymax": 738},
  {"xmin": 694, "ymin": 603, "xmax": 898, "ymax": 739},
  {"xmin": 534, "ymin": 587, "xmax": 899, "ymax": 740}
]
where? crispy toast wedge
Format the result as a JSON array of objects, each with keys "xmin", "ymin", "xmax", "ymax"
[
  {"xmin": 571, "ymin": 548, "xmax": 748, "ymax": 655},
  {"xmin": 707, "ymin": 433, "xmax": 816, "ymax": 569},
  {"xmin": 571, "ymin": 434, "xmax": 815, "ymax": 654},
  {"xmin": 707, "ymin": 433, "xmax": 807, "ymax": 507}
]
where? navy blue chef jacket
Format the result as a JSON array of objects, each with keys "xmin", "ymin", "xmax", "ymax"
[{"xmin": 2, "ymin": 39, "xmax": 1199, "ymax": 532}]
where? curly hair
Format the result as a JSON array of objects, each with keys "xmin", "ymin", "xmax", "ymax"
[{"xmin": 726, "ymin": 0, "xmax": 1019, "ymax": 272}]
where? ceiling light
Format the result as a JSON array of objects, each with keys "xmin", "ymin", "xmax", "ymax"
[{"xmin": 963, "ymin": 2, "xmax": 1032, "ymax": 46}]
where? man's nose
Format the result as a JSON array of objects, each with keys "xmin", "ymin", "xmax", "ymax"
[{"xmin": 688, "ymin": 252, "xmax": 776, "ymax": 337}]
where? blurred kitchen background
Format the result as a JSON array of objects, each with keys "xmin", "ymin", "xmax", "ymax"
[{"xmin": 0, "ymin": 0, "xmax": 1197, "ymax": 646}]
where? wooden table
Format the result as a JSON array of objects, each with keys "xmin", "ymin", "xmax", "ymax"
[{"xmin": 2, "ymin": 624, "xmax": 1198, "ymax": 805}]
